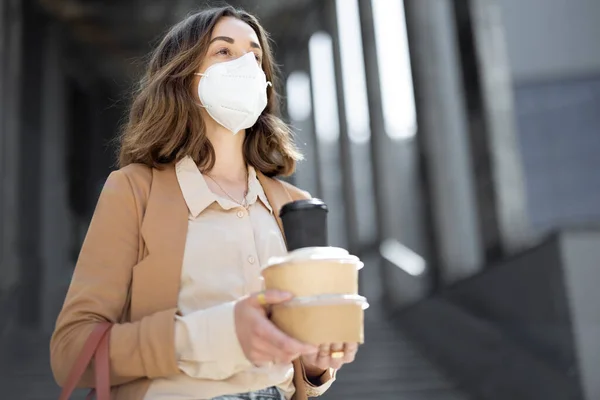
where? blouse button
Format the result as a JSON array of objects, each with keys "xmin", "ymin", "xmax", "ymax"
[
  {"xmin": 248, "ymin": 256, "xmax": 256, "ymax": 264},
  {"xmin": 237, "ymin": 210, "xmax": 245, "ymax": 218}
]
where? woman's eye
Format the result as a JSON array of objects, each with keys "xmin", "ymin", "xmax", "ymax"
[{"xmin": 216, "ymin": 48, "xmax": 230, "ymax": 56}]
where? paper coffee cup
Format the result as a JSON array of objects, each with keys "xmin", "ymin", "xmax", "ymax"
[
  {"xmin": 262, "ymin": 247, "xmax": 364, "ymax": 297},
  {"xmin": 270, "ymin": 294, "xmax": 369, "ymax": 345}
]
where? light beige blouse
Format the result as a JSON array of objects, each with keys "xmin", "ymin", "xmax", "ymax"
[{"xmin": 144, "ymin": 156, "xmax": 334, "ymax": 399}]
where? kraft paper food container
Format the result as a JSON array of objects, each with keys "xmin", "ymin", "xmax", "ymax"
[
  {"xmin": 270, "ymin": 294, "xmax": 369, "ymax": 345},
  {"xmin": 261, "ymin": 247, "xmax": 364, "ymax": 297}
]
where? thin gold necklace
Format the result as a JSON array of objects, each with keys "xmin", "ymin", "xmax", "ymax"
[{"xmin": 204, "ymin": 171, "xmax": 249, "ymax": 209}]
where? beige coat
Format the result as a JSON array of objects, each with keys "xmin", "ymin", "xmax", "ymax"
[{"xmin": 50, "ymin": 163, "xmax": 321, "ymax": 400}]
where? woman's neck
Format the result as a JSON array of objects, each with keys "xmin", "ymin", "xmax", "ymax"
[{"xmin": 204, "ymin": 123, "xmax": 247, "ymax": 183}]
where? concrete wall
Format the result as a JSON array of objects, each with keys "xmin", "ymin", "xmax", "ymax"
[
  {"xmin": 515, "ymin": 77, "xmax": 600, "ymax": 233},
  {"xmin": 501, "ymin": 0, "xmax": 600, "ymax": 83},
  {"xmin": 400, "ymin": 229, "xmax": 600, "ymax": 400},
  {"xmin": 500, "ymin": 0, "xmax": 600, "ymax": 235},
  {"xmin": 561, "ymin": 230, "xmax": 600, "ymax": 400},
  {"xmin": 445, "ymin": 235, "xmax": 577, "ymax": 373}
]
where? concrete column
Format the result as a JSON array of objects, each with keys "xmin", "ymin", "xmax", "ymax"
[
  {"xmin": 281, "ymin": 42, "xmax": 323, "ymax": 198},
  {"xmin": 404, "ymin": 0, "xmax": 484, "ymax": 285},
  {"xmin": 0, "ymin": 0, "xmax": 24, "ymax": 332},
  {"xmin": 40, "ymin": 22, "xmax": 72, "ymax": 333},
  {"xmin": 271, "ymin": 35, "xmax": 298, "ymax": 188},
  {"xmin": 0, "ymin": 0, "xmax": 8, "ymax": 336},
  {"xmin": 304, "ymin": 3, "xmax": 347, "ymax": 250},
  {"xmin": 0, "ymin": 0, "xmax": 5, "ymax": 182},
  {"xmin": 356, "ymin": 0, "xmax": 388, "ymax": 246},
  {"xmin": 255, "ymin": 12, "xmax": 320, "ymax": 194},
  {"xmin": 89, "ymin": 88, "xmax": 120, "ymax": 205},
  {"xmin": 354, "ymin": 0, "xmax": 434, "ymax": 306},
  {"xmin": 64, "ymin": 80, "xmax": 94, "ymax": 244},
  {"xmin": 323, "ymin": 0, "xmax": 360, "ymax": 253},
  {"xmin": 356, "ymin": 0, "xmax": 431, "ymax": 257},
  {"xmin": 0, "ymin": 0, "xmax": 6, "ymax": 268},
  {"xmin": 453, "ymin": 0, "xmax": 531, "ymax": 259},
  {"xmin": 16, "ymin": 0, "xmax": 45, "ymax": 328},
  {"xmin": 276, "ymin": 58, "xmax": 294, "ymax": 188}
]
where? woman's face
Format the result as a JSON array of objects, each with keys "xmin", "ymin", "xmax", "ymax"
[{"xmin": 192, "ymin": 16, "xmax": 264, "ymax": 103}]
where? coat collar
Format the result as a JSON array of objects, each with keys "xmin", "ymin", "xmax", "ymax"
[
  {"xmin": 133, "ymin": 164, "xmax": 293, "ymax": 318},
  {"xmin": 256, "ymin": 170, "xmax": 292, "ymax": 237}
]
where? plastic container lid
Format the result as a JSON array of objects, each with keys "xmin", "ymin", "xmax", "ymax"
[
  {"xmin": 264, "ymin": 246, "xmax": 364, "ymax": 270},
  {"xmin": 275, "ymin": 294, "xmax": 370, "ymax": 310}
]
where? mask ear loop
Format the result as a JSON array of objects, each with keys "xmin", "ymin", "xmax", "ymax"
[{"xmin": 193, "ymin": 72, "xmax": 208, "ymax": 109}]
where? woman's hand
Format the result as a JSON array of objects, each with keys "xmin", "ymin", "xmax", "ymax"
[
  {"xmin": 301, "ymin": 343, "xmax": 359, "ymax": 375},
  {"xmin": 234, "ymin": 290, "xmax": 318, "ymax": 366}
]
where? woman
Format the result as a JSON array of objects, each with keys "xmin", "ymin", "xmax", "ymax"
[{"xmin": 50, "ymin": 5, "xmax": 359, "ymax": 400}]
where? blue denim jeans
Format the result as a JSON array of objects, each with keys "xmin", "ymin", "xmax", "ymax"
[{"xmin": 211, "ymin": 386, "xmax": 285, "ymax": 400}]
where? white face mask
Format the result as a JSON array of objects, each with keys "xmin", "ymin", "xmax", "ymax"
[{"xmin": 195, "ymin": 52, "xmax": 272, "ymax": 134}]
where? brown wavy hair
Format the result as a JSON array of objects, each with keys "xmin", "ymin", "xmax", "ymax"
[{"xmin": 117, "ymin": 6, "xmax": 302, "ymax": 177}]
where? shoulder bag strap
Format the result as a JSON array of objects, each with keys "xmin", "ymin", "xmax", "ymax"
[{"xmin": 58, "ymin": 322, "xmax": 112, "ymax": 400}]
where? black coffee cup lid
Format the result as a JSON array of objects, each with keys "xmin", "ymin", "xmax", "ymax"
[{"xmin": 279, "ymin": 198, "xmax": 328, "ymax": 218}]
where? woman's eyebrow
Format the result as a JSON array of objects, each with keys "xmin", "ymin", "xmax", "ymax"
[
  {"xmin": 209, "ymin": 36, "xmax": 261, "ymax": 50},
  {"xmin": 209, "ymin": 36, "xmax": 234, "ymax": 44}
]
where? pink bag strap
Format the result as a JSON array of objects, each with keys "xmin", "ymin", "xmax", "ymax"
[{"xmin": 58, "ymin": 322, "xmax": 112, "ymax": 400}]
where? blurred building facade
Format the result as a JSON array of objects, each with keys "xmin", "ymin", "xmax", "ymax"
[{"xmin": 1, "ymin": 0, "xmax": 600, "ymax": 399}]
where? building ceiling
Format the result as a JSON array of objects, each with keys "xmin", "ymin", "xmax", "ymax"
[{"xmin": 38, "ymin": 0, "xmax": 319, "ymax": 90}]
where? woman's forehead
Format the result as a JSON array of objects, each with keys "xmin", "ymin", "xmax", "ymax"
[{"xmin": 211, "ymin": 17, "xmax": 259, "ymax": 43}]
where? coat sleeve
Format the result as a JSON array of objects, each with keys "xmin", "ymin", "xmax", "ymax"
[
  {"xmin": 299, "ymin": 363, "xmax": 337, "ymax": 397},
  {"xmin": 172, "ymin": 301, "xmax": 253, "ymax": 380},
  {"xmin": 50, "ymin": 170, "xmax": 180, "ymax": 388}
]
